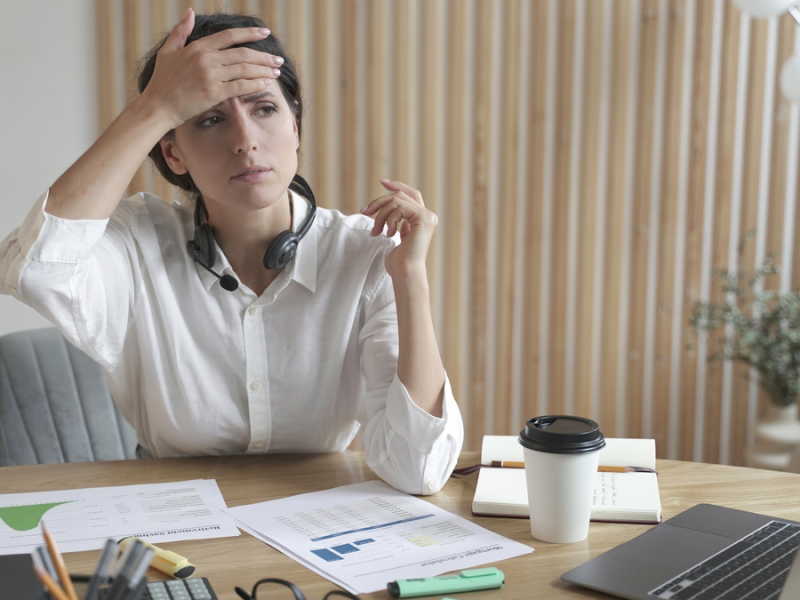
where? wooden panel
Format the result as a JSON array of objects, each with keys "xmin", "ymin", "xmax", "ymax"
[
  {"xmin": 418, "ymin": 0, "xmax": 445, "ymax": 340},
  {"xmin": 603, "ymin": 0, "xmax": 635, "ymax": 438},
  {"xmin": 441, "ymin": 0, "xmax": 469, "ymax": 429},
  {"xmin": 522, "ymin": 0, "xmax": 548, "ymax": 424},
  {"xmin": 652, "ymin": 0, "xmax": 677, "ymax": 455},
  {"xmin": 493, "ymin": 0, "xmax": 522, "ymax": 435},
  {"xmin": 96, "ymin": 0, "xmax": 800, "ymax": 462},
  {"xmin": 339, "ymin": 0, "xmax": 360, "ymax": 217},
  {"xmin": 549, "ymin": 0, "xmax": 574, "ymax": 419},
  {"xmin": 467, "ymin": 0, "xmax": 493, "ymax": 449},
  {"xmin": 310, "ymin": 0, "xmax": 335, "ymax": 209}
]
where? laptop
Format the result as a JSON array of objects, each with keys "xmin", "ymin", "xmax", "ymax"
[{"xmin": 562, "ymin": 503, "xmax": 800, "ymax": 600}]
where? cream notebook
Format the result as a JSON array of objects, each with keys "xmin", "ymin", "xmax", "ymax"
[{"xmin": 472, "ymin": 436, "xmax": 662, "ymax": 524}]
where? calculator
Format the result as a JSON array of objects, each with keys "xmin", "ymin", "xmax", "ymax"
[
  {"xmin": 68, "ymin": 575, "xmax": 220, "ymax": 600},
  {"xmin": 144, "ymin": 577, "xmax": 219, "ymax": 600}
]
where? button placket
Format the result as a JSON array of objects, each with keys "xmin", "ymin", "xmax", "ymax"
[{"xmin": 244, "ymin": 302, "xmax": 270, "ymax": 453}]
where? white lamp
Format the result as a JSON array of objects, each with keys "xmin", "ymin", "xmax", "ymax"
[{"xmin": 731, "ymin": 0, "xmax": 800, "ymax": 103}]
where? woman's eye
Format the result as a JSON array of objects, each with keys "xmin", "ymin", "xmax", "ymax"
[
  {"xmin": 257, "ymin": 104, "xmax": 276, "ymax": 116},
  {"xmin": 197, "ymin": 115, "xmax": 222, "ymax": 128}
]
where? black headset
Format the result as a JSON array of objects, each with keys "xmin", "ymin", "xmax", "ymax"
[{"xmin": 186, "ymin": 174, "xmax": 317, "ymax": 292}]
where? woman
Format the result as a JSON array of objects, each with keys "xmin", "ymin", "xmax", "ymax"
[{"xmin": 0, "ymin": 10, "xmax": 462, "ymax": 495}]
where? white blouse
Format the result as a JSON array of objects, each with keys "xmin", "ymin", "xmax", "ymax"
[{"xmin": 0, "ymin": 190, "xmax": 463, "ymax": 495}]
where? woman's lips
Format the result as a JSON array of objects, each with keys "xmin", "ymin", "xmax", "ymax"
[{"xmin": 231, "ymin": 166, "xmax": 271, "ymax": 183}]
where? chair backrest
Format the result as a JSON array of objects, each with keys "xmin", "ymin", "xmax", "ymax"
[{"xmin": 0, "ymin": 327, "xmax": 137, "ymax": 466}]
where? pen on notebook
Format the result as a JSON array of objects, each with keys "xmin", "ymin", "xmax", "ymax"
[
  {"xmin": 31, "ymin": 550, "xmax": 71, "ymax": 600},
  {"xmin": 84, "ymin": 538, "xmax": 118, "ymax": 600},
  {"xmin": 42, "ymin": 522, "xmax": 79, "ymax": 600},
  {"xmin": 490, "ymin": 460, "xmax": 525, "ymax": 468},
  {"xmin": 490, "ymin": 461, "xmax": 653, "ymax": 473}
]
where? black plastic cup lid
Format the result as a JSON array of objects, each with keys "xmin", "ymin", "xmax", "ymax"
[{"xmin": 518, "ymin": 415, "xmax": 606, "ymax": 454}]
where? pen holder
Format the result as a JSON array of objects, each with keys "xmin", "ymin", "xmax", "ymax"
[{"xmin": 39, "ymin": 575, "xmax": 148, "ymax": 600}]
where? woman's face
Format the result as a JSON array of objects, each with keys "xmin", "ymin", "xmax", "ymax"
[{"xmin": 160, "ymin": 81, "xmax": 299, "ymax": 216}]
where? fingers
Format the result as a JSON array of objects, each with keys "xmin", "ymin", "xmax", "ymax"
[
  {"xmin": 148, "ymin": 23, "xmax": 282, "ymax": 127},
  {"xmin": 362, "ymin": 182, "xmax": 436, "ymax": 239},
  {"xmin": 200, "ymin": 25, "xmax": 272, "ymax": 52},
  {"xmin": 218, "ymin": 46, "xmax": 284, "ymax": 70},
  {"xmin": 213, "ymin": 61, "xmax": 280, "ymax": 85},
  {"xmin": 380, "ymin": 178, "xmax": 424, "ymax": 205},
  {"xmin": 160, "ymin": 8, "xmax": 195, "ymax": 55}
]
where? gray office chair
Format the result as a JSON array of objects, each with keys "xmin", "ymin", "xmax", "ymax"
[{"xmin": 0, "ymin": 327, "xmax": 137, "ymax": 466}]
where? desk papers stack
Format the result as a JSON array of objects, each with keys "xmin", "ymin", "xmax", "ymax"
[
  {"xmin": 224, "ymin": 480, "xmax": 532, "ymax": 595},
  {"xmin": 0, "ymin": 480, "xmax": 239, "ymax": 555}
]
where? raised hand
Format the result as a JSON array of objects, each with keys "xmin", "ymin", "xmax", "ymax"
[
  {"xmin": 141, "ymin": 8, "xmax": 284, "ymax": 130},
  {"xmin": 360, "ymin": 180, "xmax": 438, "ymax": 278}
]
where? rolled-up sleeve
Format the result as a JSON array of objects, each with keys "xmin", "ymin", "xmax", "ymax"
[
  {"xmin": 356, "ymin": 268, "xmax": 464, "ymax": 495},
  {"xmin": 0, "ymin": 189, "xmax": 129, "ymax": 369}
]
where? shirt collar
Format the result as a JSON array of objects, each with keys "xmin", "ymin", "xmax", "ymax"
[
  {"xmin": 289, "ymin": 189, "xmax": 317, "ymax": 293},
  {"xmin": 193, "ymin": 190, "xmax": 318, "ymax": 294}
]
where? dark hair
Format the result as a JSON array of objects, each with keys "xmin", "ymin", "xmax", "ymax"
[{"xmin": 137, "ymin": 13, "xmax": 303, "ymax": 193}]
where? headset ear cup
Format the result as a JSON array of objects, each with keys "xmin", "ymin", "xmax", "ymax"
[{"xmin": 263, "ymin": 230, "xmax": 299, "ymax": 270}]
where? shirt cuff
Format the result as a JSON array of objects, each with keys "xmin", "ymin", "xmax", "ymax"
[
  {"xmin": 31, "ymin": 190, "xmax": 111, "ymax": 264},
  {"xmin": 384, "ymin": 372, "xmax": 459, "ymax": 454}
]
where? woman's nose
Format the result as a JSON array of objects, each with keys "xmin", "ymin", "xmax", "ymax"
[{"xmin": 231, "ymin": 112, "xmax": 258, "ymax": 154}]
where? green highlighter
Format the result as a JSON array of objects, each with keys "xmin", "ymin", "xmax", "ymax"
[{"xmin": 387, "ymin": 567, "xmax": 504, "ymax": 598}]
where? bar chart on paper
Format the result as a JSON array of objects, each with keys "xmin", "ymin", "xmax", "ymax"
[
  {"xmin": 226, "ymin": 481, "xmax": 533, "ymax": 594},
  {"xmin": 0, "ymin": 480, "xmax": 240, "ymax": 555}
]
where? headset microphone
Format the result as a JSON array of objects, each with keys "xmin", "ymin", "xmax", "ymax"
[{"xmin": 192, "ymin": 258, "xmax": 239, "ymax": 291}]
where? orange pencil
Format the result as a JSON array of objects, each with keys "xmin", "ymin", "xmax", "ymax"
[
  {"xmin": 490, "ymin": 460, "xmax": 525, "ymax": 468},
  {"xmin": 597, "ymin": 466, "xmax": 628, "ymax": 473},
  {"xmin": 32, "ymin": 564, "xmax": 71, "ymax": 600},
  {"xmin": 42, "ymin": 522, "xmax": 79, "ymax": 600},
  {"xmin": 490, "ymin": 462, "xmax": 641, "ymax": 473}
]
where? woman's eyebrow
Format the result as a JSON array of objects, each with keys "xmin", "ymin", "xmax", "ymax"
[
  {"xmin": 210, "ymin": 90, "xmax": 276, "ymax": 109},
  {"xmin": 241, "ymin": 89, "xmax": 276, "ymax": 103}
]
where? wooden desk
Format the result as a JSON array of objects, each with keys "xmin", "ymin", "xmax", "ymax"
[{"xmin": 3, "ymin": 453, "xmax": 800, "ymax": 600}]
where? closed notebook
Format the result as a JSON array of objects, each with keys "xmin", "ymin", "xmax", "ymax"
[{"xmin": 472, "ymin": 436, "xmax": 662, "ymax": 524}]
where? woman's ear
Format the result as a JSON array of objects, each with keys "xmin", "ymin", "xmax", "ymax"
[
  {"xmin": 293, "ymin": 119, "xmax": 299, "ymax": 150},
  {"xmin": 159, "ymin": 137, "xmax": 189, "ymax": 175}
]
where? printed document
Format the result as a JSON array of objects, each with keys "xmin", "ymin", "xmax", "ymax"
[
  {"xmin": 0, "ymin": 479, "xmax": 239, "ymax": 554},
  {"xmin": 224, "ymin": 480, "xmax": 533, "ymax": 594}
]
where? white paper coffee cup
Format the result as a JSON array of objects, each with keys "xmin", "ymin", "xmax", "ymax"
[{"xmin": 518, "ymin": 416, "xmax": 605, "ymax": 544}]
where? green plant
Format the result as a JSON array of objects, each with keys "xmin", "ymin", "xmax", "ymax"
[{"xmin": 689, "ymin": 233, "xmax": 800, "ymax": 407}]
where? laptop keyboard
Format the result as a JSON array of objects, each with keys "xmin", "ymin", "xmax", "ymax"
[{"xmin": 650, "ymin": 521, "xmax": 800, "ymax": 599}]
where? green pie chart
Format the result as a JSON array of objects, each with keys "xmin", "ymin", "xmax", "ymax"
[{"xmin": 0, "ymin": 501, "xmax": 75, "ymax": 531}]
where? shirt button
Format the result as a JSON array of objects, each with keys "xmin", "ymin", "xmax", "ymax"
[
  {"xmin": 250, "ymin": 380, "xmax": 264, "ymax": 391},
  {"xmin": 426, "ymin": 480, "xmax": 437, "ymax": 493},
  {"xmin": 9, "ymin": 286, "xmax": 17, "ymax": 294},
  {"xmin": 253, "ymin": 444, "xmax": 264, "ymax": 451},
  {"xmin": 248, "ymin": 307, "xmax": 257, "ymax": 315}
]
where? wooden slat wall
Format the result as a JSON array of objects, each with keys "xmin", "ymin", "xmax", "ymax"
[{"xmin": 97, "ymin": 0, "xmax": 800, "ymax": 465}]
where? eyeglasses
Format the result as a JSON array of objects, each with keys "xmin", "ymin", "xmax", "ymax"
[{"xmin": 235, "ymin": 578, "xmax": 361, "ymax": 600}]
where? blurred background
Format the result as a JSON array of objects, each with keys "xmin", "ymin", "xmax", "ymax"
[{"xmin": 1, "ymin": 0, "xmax": 799, "ymax": 464}]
